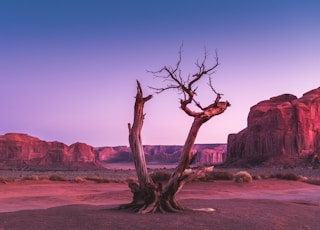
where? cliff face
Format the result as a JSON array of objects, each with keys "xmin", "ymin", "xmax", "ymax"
[
  {"xmin": 0, "ymin": 133, "xmax": 227, "ymax": 169},
  {"xmin": 0, "ymin": 133, "xmax": 97, "ymax": 169},
  {"xmin": 96, "ymin": 144, "xmax": 227, "ymax": 165},
  {"xmin": 227, "ymin": 87, "xmax": 320, "ymax": 165}
]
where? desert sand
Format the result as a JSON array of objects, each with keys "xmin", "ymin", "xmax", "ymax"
[{"xmin": 0, "ymin": 178, "xmax": 319, "ymax": 230}]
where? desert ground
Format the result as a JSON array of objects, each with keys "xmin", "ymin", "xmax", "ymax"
[{"xmin": 0, "ymin": 166, "xmax": 320, "ymax": 230}]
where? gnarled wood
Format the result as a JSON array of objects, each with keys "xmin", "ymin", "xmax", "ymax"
[
  {"xmin": 121, "ymin": 80, "xmax": 161, "ymax": 213},
  {"xmin": 128, "ymin": 80, "xmax": 153, "ymax": 190},
  {"xmin": 122, "ymin": 48, "xmax": 230, "ymax": 214}
]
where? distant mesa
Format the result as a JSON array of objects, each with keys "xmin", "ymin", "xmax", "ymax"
[
  {"xmin": 227, "ymin": 87, "xmax": 320, "ymax": 167},
  {"xmin": 0, "ymin": 133, "xmax": 227, "ymax": 170},
  {"xmin": 95, "ymin": 144, "xmax": 227, "ymax": 166},
  {"xmin": 0, "ymin": 133, "xmax": 99, "ymax": 170},
  {"xmin": 2, "ymin": 87, "xmax": 319, "ymax": 170}
]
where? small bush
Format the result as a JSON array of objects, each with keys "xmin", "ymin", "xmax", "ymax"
[
  {"xmin": 21, "ymin": 176, "xmax": 32, "ymax": 181},
  {"xmin": 40, "ymin": 175, "xmax": 49, "ymax": 180},
  {"xmin": 21, "ymin": 175, "xmax": 40, "ymax": 181},
  {"xmin": 275, "ymin": 173, "xmax": 299, "ymax": 181},
  {"xmin": 126, "ymin": 177, "xmax": 138, "ymax": 184},
  {"xmin": 71, "ymin": 176, "xmax": 86, "ymax": 183},
  {"xmin": 259, "ymin": 174, "xmax": 269, "ymax": 179},
  {"xmin": 149, "ymin": 170, "xmax": 172, "ymax": 183},
  {"xmin": 0, "ymin": 177, "xmax": 7, "ymax": 184},
  {"xmin": 252, "ymin": 175, "xmax": 261, "ymax": 180},
  {"xmin": 269, "ymin": 174, "xmax": 276, "ymax": 179},
  {"xmin": 85, "ymin": 177, "xmax": 110, "ymax": 183},
  {"xmin": 298, "ymin": 175, "xmax": 308, "ymax": 181},
  {"xmin": 49, "ymin": 175, "xmax": 67, "ymax": 182},
  {"xmin": 207, "ymin": 170, "xmax": 234, "ymax": 181},
  {"xmin": 304, "ymin": 178, "xmax": 320, "ymax": 185},
  {"xmin": 234, "ymin": 171, "xmax": 252, "ymax": 183}
]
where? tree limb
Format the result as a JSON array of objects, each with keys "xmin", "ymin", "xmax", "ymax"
[{"xmin": 149, "ymin": 46, "xmax": 221, "ymax": 118}]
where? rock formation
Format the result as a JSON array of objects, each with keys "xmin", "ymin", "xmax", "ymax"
[
  {"xmin": 96, "ymin": 144, "xmax": 227, "ymax": 165},
  {"xmin": 0, "ymin": 133, "xmax": 227, "ymax": 169},
  {"xmin": 0, "ymin": 133, "xmax": 98, "ymax": 169},
  {"xmin": 227, "ymin": 87, "xmax": 320, "ymax": 166}
]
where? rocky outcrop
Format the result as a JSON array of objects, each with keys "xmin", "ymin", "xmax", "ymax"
[
  {"xmin": 195, "ymin": 145, "xmax": 227, "ymax": 165},
  {"xmin": 0, "ymin": 133, "xmax": 227, "ymax": 169},
  {"xmin": 0, "ymin": 133, "xmax": 98, "ymax": 169},
  {"xmin": 95, "ymin": 146, "xmax": 132, "ymax": 163},
  {"xmin": 227, "ymin": 87, "xmax": 320, "ymax": 166},
  {"xmin": 96, "ymin": 144, "xmax": 227, "ymax": 165}
]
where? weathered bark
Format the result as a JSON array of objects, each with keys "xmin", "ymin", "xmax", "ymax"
[
  {"xmin": 128, "ymin": 80, "xmax": 152, "ymax": 189},
  {"xmin": 120, "ymin": 80, "xmax": 156, "ymax": 212},
  {"xmin": 160, "ymin": 101, "xmax": 230, "ymax": 211}
]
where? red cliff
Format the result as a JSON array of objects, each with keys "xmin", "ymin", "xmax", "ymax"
[
  {"xmin": 96, "ymin": 144, "xmax": 227, "ymax": 165},
  {"xmin": 0, "ymin": 133, "xmax": 227, "ymax": 169},
  {"xmin": 0, "ymin": 133, "xmax": 98, "ymax": 169},
  {"xmin": 227, "ymin": 87, "xmax": 320, "ymax": 166}
]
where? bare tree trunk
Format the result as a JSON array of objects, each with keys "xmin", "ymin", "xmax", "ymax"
[
  {"xmin": 128, "ymin": 81, "xmax": 152, "ymax": 189},
  {"xmin": 159, "ymin": 115, "xmax": 208, "ymax": 211},
  {"xmin": 120, "ymin": 81, "xmax": 157, "ymax": 212}
]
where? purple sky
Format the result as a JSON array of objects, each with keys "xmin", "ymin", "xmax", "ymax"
[{"xmin": 1, "ymin": 0, "xmax": 319, "ymax": 147}]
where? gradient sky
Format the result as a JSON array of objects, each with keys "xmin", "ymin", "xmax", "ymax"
[{"xmin": 1, "ymin": 0, "xmax": 319, "ymax": 147}]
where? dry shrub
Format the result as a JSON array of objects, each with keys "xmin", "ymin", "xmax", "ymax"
[
  {"xmin": 149, "ymin": 170, "xmax": 172, "ymax": 183},
  {"xmin": 234, "ymin": 171, "xmax": 252, "ymax": 183},
  {"xmin": 269, "ymin": 174, "xmax": 276, "ymax": 179},
  {"xmin": 126, "ymin": 177, "xmax": 138, "ymax": 184},
  {"xmin": 259, "ymin": 174, "xmax": 269, "ymax": 179},
  {"xmin": 275, "ymin": 173, "xmax": 299, "ymax": 181},
  {"xmin": 49, "ymin": 175, "xmax": 67, "ymax": 182},
  {"xmin": 298, "ymin": 175, "xmax": 308, "ymax": 181},
  {"xmin": 304, "ymin": 178, "xmax": 320, "ymax": 185},
  {"xmin": 21, "ymin": 175, "xmax": 40, "ymax": 181},
  {"xmin": 71, "ymin": 176, "xmax": 86, "ymax": 183},
  {"xmin": 206, "ymin": 170, "xmax": 234, "ymax": 181},
  {"xmin": 252, "ymin": 175, "xmax": 261, "ymax": 180},
  {"xmin": 85, "ymin": 177, "xmax": 110, "ymax": 183},
  {"xmin": 40, "ymin": 175, "xmax": 49, "ymax": 180},
  {"xmin": 0, "ymin": 177, "xmax": 6, "ymax": 184}
]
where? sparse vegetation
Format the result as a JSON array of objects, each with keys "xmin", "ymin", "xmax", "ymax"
[
  {"xmin": 234, "ymin": 171, "xmax": 253, "ymax": 183},
  {"xmin": 206, "ymin": 170, "xmax": 234, "ymax": 181},
  {"xmin": 71, "ymin": 176, "xmax": 86, "ymax": 183},
  {"xmin": 304, "ymin": 178, "xmax": 320, "ymax": 185},
  {"xmin": 21, "ymin": 175, "xmax": 40, "ymax": 181},
  {"xmin": 126, "ymin": 177, "xmax": 138, "ymax": 184},
  {"xmin": 0, "ymin": 176, "xmax": 7, "ymax": 184},
  {"xmin": 0, "ymin": 167, "xmax": 319, "ymax": 187},
  {"xmin": 49, "ymin": 175, "xmax": 67, "ymax": 182},
  {"xmin": 259, "ymin": 174, "xmax": 270, "ymax": 179},
  {"xmin": 252, "ymin": 175, "xmax": 261, "ymax": 180},
  {"xmin": 149, "ymin": 170, "xmax": 172, "ymax": 183},
  {"xmin": 274, "ymin": 173, "xmax": 299, "ymax": 181},
  {"xmin": 84, "ymin": 176, "xmax": 126, "ymax": 183},
  {"xmin": 85, "ymin": 176, "xmax": 110, "ymax": 183}
]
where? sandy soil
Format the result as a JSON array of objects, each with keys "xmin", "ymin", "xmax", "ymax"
[{"xmin": 0, "ymin": 179, "xmax": 319, "ymax": 230}]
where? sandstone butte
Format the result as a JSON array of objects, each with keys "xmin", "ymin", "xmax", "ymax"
[
  {"xmin": 227, "ymin": 87, "xmax": 320, "ymax": 167},
  {"xmin": 0, "ymin": 133, "xmax": 227, "ymax": 170},
  {"xmin": 96, "ymin": 144, "xmax": 226, "ymax": 165},
  {"xmin": 0, "ymin": 133, "xmax": 98, "ymax": 170}
]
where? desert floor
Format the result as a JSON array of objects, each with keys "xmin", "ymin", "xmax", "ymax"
[{"xmin": 0, "ymin": 177, "xmax": 320, "ymax": 230}]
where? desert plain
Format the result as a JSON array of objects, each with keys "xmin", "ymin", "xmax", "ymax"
[{"xmin": 0, "ymin": 165, "xmax": 320, "ymax": 230}]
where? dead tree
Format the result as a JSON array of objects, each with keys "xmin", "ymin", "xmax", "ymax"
[{"xmin": 121, "ymin": 48, "xmax": 230, "ymax": 213}]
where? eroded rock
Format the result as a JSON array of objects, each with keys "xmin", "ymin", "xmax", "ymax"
[{"xmin": 227, "ymin": 87, "xmax": 320, "ymax": 166}]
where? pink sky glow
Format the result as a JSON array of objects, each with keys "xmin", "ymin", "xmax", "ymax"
[{"xmin": 1, "ymin": 1, "xmax": 319, "ymax": 146}]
